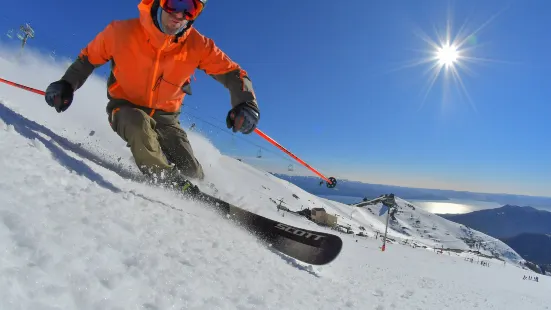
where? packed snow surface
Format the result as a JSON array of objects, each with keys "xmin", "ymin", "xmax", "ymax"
[{"xmin": 1, "ymin": 45, "xmax": 550, "ymax": 309}]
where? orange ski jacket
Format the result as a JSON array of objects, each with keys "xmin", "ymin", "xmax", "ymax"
[{"xmin": 61, "ymin": 0, "xmax": 258, "ymax": 116}]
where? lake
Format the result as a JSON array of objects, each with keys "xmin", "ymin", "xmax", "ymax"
[
  {"xmin": 318, "ymin": 195, "xmax": 504, "ymax": 214},
  {"xmin": 408, "ymin": 199, "xmax": 503, "ymax": 214}
]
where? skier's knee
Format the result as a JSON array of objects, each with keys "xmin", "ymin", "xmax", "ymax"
[
  {"xmin": 126, "ymin": 109, "xmax": 153, "ymax": 131},
  {"xmin": 116, "ymin": 108, "xmax": 156, "ymax": 142}
]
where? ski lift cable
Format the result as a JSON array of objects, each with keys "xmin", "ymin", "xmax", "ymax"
[
  {"xmin": 184, "ymin": 111, "xmax": 290, "ymax": 164},
  {"xmin": 181, "ymin": 110, "xmax": 298, "ymax": 166}
]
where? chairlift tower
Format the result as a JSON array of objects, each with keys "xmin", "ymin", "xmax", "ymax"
[
  {"xmin": 17, "ymin": 23, "xmax": 35, "ymax": 50},
  {"xmin": 351, "ymin": 194, "xmax": 398, "ymax": 252}
]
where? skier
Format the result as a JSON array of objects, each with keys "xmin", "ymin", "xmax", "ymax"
[{"xmin": 43, "ymin": 0, "xmax": 260, "ymax": 185}]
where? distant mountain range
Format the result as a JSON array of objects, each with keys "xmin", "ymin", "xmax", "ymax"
[
  {"xmin": 436, "ymin": 205, "xmax": 551, "ymax": 269},
  {"xmin": 438, "ymin": 205, "xmax": 551, "ymax": 238},
  {"xmin": 272, "ymin": 174, "xmax": 551, "ymax": 210},
  {"xmin": 501, "ymin": 233, "xmax": 551, "ymax": 267}
]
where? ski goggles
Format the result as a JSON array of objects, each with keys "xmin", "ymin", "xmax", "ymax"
[{"xmin": 160, "ymin": 0, "xmax": 207, "ymax": 20}]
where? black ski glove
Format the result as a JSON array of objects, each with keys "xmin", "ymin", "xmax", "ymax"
[
  {"xmin": 226, "ymin": 102, "xmax": 260, "ymax": 134},
  {"xmin": 45, "ymin": 80, "xmax": 74, "ymax": 113}
]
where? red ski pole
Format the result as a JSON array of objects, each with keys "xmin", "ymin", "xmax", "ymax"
[
  {"xmin": 0, "ymin": 77, "xmax": 45, "ymax": 95},
  {"xmin": 254, "ymin": 128, "xmax": 337, "ymax": 188},
  {"xmin": 0, "ymin": 77, "xmax": 337, "ymax": 188}
]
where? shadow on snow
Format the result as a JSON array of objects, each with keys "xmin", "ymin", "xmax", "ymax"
[{"xmin": 0, "ymin": 101, "xmax": 142, "ymax": 193}]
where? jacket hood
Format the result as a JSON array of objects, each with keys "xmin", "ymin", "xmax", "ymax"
[{"xmin": 138, "ymin": 0, "xmax": 192, "ymax": 49}]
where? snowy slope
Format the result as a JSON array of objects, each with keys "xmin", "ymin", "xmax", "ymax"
[{"xmin": 1, "ymin": 45, "xmax": 550, "ymax": 309}]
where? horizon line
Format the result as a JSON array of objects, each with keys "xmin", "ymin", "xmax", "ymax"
[{"xmin": 270, "ymin": 172, "xmax": 551, "ymax": 199}]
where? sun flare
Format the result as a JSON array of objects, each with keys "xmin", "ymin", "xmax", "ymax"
[
  {"xmin": 436, "ymin": 43, "xmax": 459, "ymax": 67},
  {"xmin": 386, "ymin": 4, "xmax": 511, "ymax": 113}
]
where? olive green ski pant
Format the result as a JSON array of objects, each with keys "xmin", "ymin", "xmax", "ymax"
[{"xmin": 111, "ymin": 106, "xmax": 204, "ymax": 180}]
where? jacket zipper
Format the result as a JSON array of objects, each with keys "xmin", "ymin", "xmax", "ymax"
[{"xmin": 152, "ymin": 74, "xmax": 163, "ymax": 91}]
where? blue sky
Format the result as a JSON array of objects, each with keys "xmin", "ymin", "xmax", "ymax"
[{"xmin": 1, "ymin": 0, "xmax": 550, "ymax": 196}]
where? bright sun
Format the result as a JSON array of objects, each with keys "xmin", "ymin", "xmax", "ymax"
[
  {"xmin": 386, "ymin": 4, "xmax": 511, "ymax": 114},
  {"xmin": 436, "ymin": 43, "xmax": 459, "ymax": 66}
]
